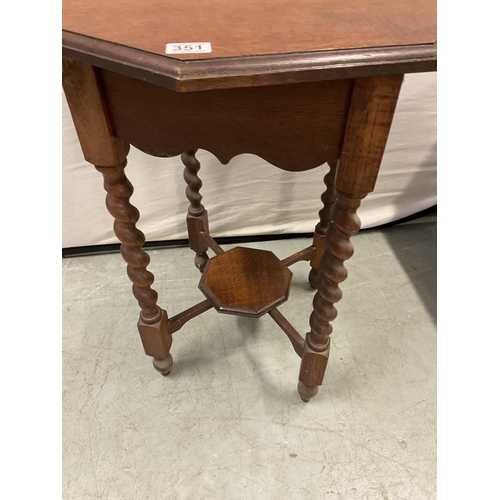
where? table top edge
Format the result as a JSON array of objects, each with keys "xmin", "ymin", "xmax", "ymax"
[{"xmin": 62, "ymin": 31, "xmax": 436, "ymax": 92}]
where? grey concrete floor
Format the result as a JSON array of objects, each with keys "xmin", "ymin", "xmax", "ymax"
[{"xmin": 62, "ymin": 215, "xmax": 436, "ymax": 500}]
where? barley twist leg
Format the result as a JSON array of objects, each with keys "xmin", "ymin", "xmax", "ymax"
[
  {"xmin": 298, "ymin": 191, "xmax": 362, "ymax": 401},
  {"xmin": 309, "ymin": 161, "xmax": 338, "ymax": 289},
  {"xmin": 182, "ymin": 149, "xmax": 210, "ymax": 272},
  {"xmin": 96, "ymin": 161, "xmax": 173, "ymax": 375}
]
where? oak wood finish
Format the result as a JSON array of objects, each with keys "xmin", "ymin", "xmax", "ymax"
[
  {"xmin": 63, "ymin": 0, "xmax": 435, "ymax": 402},
  {"xmin": 200, "ymin": 233, "xmax": 225, "ymax": 256},
  {"xmin": 99, "ymin": 70, "xmax": 353, "ymax": 172},
  {"xmin": 63, "ymin": 58, "xmax": 174, "ymax": 375},
  {"xmin": 63, "ymin": 31, "xmax": 436, "ymax": 92},
  {"xmin": 167, "ymin": 300, "xmax": 213, "ymax": 335},
  {"xmin": 298, "ymin": 74, "xmax": 404, "ymax": 401},
  {"xmin": 280, "ymin": 247, "xmax": 316, "ymax": 268},
  {"xmin": 337, "ymin": 76, "xmax": 405, "ymax": 194},
  {"xmin": 62, "ymin": 0, "xmax": 436, "ymax": 91},
  {"xmin": 95, "ymin": 162, "xmax": 173, "ymax": 375},
  {"xmin": 63, "ymin": 0, "xmax": 436, "ymax": 61},
  {"xmin": 199, "ymin": 247, "xmax": 292, "ymax": 318},
  {"xmin": 182, "ymin": 149, "xmax": 210, "ymax": 271},
  {"xmin": 299, "ymin": 191, "xmax": 363, "ymax": 401},
  {"xmin": 268, "ymin": 309, "xmax": 305, "ymax": 358},
  {"xmin": 62, "ymin": 57, "xmax": 127, "ymax": 166},
  {"xmin": 309, "ymin": 161, "xmax": 338, "ymax": 289}
]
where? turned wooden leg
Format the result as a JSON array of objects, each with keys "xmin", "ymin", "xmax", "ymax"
[
  {"xmin": 309, "ymin": 161, "xmax": 337, "ymax": 289},
  {"xmin": 63, "ymin": 57, "xmax": 173, "ymax": 375},
  {"xmin": 298, "ymin": 74, "xmax": 404, "ymax": 401},
  {"xmin": 96, "ymin": 161, "xmax": 173, "ymax": 375},
  {"xmin": 299, "ymin": 192, "xmax": 362, "ymax": 401},
  {"xmin": 182, "ymin": 149, "xmax": 210, "ymax": 272}
]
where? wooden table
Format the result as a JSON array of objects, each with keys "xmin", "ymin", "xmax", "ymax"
[{"xmin": 62, "ymin": 0, "xmax": 436, "ymax": 402}]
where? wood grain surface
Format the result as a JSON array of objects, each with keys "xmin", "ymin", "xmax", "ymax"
[
  {"xmin": 298, "ymin": 74, "xmax": 403, "ymax": 399},
  {"xmin": 62, "ymin": 57, "xmax": 127, "ymax": 166},
  {"xmin": 99, "ymin": 70, "xmax": 353, "ymax": 171},
  {"xmin": 199, "ymin": 247, "xmax": 292, "ymax": 318},
  {"xmin": 63, "ymin": 0, "xmax": 436, "ymax": 60},
  {"xmin": 63, "ymin": 31, "xmax": 436, "ymax": 92}
]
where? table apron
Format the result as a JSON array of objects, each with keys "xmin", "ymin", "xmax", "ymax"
[{"xmin": 99, "ymin": 69, "xmax": 355, "ymax": 172}]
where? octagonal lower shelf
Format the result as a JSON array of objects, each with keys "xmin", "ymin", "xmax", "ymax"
[{"xmin": 199, "ymin": 247, "xmax": 292, "ymax": 318}]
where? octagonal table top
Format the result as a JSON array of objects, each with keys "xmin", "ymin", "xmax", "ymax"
[
  {"xmin": 62, "ymin": 0, "xmax": 436, "ymax": 91},
  {"xmin": 199, "ymin": 247, "xmax": 292, "ymax": 318}
]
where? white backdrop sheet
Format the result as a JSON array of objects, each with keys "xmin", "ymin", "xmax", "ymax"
[{"xmin": 62, "ymin": 73, "xmax": 436, "ymax": 249}]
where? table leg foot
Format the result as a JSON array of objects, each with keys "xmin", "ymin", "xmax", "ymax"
[
  {"xmin": 308, "ymin": 268, "xmax": 321, "ymax": 289},
  {"xmin": 153, "ymin": 354, "xmax": 174, "ymax": 376},
  {"xmin": 194, "ymin": 251, "xmax": 209, "ymax": 272},
  {"xmin": 297, "ymin": 381, "xmax": 318, "ymax": 402}
]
